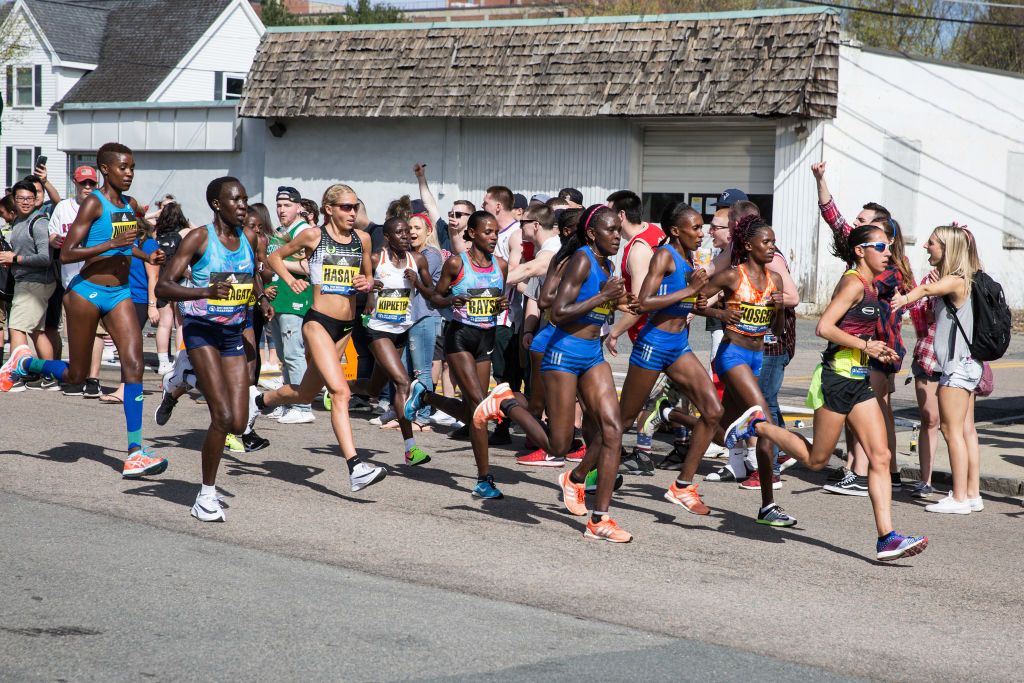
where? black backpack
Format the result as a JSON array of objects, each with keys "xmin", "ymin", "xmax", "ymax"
[{"xmin": 944, "ymin": 270, "xmax": 1011, "ymax": 362}]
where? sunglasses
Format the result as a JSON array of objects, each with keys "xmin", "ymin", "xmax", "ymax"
[
  {"xmin": 858, "ymin": 241, "xmax": 890, "ymax": 253},
  {"xmin": 330, "ymin": 202, "xmax": 359, "ymax": 212},
  {"xmin": 448, "ymin": 211, "xmax": 470, "ymax": 219}
]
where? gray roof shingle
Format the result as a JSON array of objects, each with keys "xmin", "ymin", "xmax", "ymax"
[{"xmin": 24, "ymin": 0, "xmax": 113, "ymax": 64}]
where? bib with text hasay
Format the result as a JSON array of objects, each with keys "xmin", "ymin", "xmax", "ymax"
[
  {"xmin": 374, "ymin": 288, "xmax": 411, "ymax": 323},
  {"xmin": 208, "ymin": 272, "xmax": 254, "ymax": 318},
  {"xmin": 465, "ymin": 287, "xmax": 501, "ymax": 324},
  {"xmin": 322, "ymin": 252, "xmax": 361, "ymax": 296}
]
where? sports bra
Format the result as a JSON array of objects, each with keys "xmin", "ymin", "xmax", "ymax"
[
  {"xmin": 450, "ymin": 252, "xmax": 504, "ymax": 329},
  {"xmin": 564, "ymin": 246, "xmax": 614, "ymax": 328},
  {"xmin": 84, "ymin": 191, "xmax": 136, "ymax": 258},
  {"xmin": 725, "ymin": 263, "xmax": 777, "ymax": 337},
  {"xmin": 308, "ymin": 226, "xmax": 362, "ymax": 295},
  {"xmin": 180, "ymin": 224, "xmax": 255, "ymax": 326},
  {"xmin": 369, "ymin": 247, "xmax": 416, "ymax": 333},
  {"xmin": 655, "ymin": 244, "xmax": 697, "ymax": 318}
]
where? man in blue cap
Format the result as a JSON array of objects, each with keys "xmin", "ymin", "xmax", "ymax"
[{"xmin": 712, "ymin": 188, "xmax": 749, "ymax": 209}]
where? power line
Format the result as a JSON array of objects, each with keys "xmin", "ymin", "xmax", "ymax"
[{"xmin": 787, "ymin": 0, "xmax": 1024, "ymax": 27}]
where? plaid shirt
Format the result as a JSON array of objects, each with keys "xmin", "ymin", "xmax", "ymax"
[
  {"xmin": 764, "ymin": 251, "xmax": 796, "ymax": 359},
  {"xmin": 818, "ymin": 198, "xmax": 914, "ymax": 373},
  {"xmin": 909, "ymin": 270, "xmax": 938, "ymax": 375}
]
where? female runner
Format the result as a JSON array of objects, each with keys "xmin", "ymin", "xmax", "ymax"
[{"xmin": 727, "ymin": 225, "xmax": 928, "ymax": 561}]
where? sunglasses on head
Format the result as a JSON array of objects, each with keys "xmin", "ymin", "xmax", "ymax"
[
  {"xmin": 858, "ymin": 241, "xmax": 889, "ymax": 253},
  {"xmin": 448, "ymin": 211, "xmax": 470, "ymax": 219}
]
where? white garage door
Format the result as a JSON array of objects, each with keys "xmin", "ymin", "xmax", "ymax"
[{"xmin": 642, "ymin": 125, "xmax": 777, "ymax": 195}]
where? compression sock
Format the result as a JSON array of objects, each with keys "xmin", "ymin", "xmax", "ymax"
[
  {"xmin": 23, "ymin": 358, "xmax": 69, "ymax": 381},
  {"xmin": 123, "ymin": 383, "xmax": 144, "ymax": 452},
  {"xmin": 404, "ymin": 438, "xmax": 416, "ymax": 451}
]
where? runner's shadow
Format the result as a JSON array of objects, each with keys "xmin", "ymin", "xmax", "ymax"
[
  {"xmin": 613, "ymin": 481, "xmax": 716, "ymax": 529},
  {"xmin": 1, "ymin": 442, "xmax": 124, "ymax": 474},
  {"xmin": 222, "ymin": 455, "xmax": 373, "ymax": 504},
  {"xmin": 145, "ymin": 429, "xmax": 208, "ymax": 452},
  {"xmin": 122, "ymin": 477, "xmax": 203, "ymax": 506},
  {"xmin": 442, "ymin": 466, "xmax": 585, "ymax": 530}
]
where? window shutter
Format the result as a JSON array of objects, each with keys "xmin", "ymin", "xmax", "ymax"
[
  {"xmin": 5, "ymin": 147, "xmax": 12, "ymax": 188},
  {"xmin": 214, "ymin": 71, "xmax": 223, "ymax": 100},
  {"xmin": 34, "ymin": 65, "xmax": 42, "ymax": 107},
  {"xmin": 5, "ymin": 66, "xmax": 11, "ymax": 106}
]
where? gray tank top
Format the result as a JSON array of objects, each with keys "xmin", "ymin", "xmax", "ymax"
[{"xmin": 934, "ymin": 288, "xmax": 974, "ymax": 372}]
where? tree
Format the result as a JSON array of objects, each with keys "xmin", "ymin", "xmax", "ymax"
[
  {"xmin": 258, "ymin": 0, "xmax": 403, "ymax": 27},
  {"xmin": 951, "ymin": 7, "xmax": 1024, "ymax": 73}
]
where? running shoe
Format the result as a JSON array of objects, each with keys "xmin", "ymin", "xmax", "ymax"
[
  {"xmin": 640, "ymin": 393, "xmax": 671, "ymax": 436},
  {"xmin": 705, "ymin": 464, "xmax": 741, "ymax": 483},
  {"xmin": 724, "ymin": 406, "xmax": 767, "ymax": 448},
  {"xmin": 891, "ymin": 471, "xmax": 904, "ymax": 490},
  {"xmin": 823, "ymin": 471, "xmax": 869, "ymax": 496},
  {"xmin": 62, "ymin": 382, "xmax": 85, "ymax": 396},
  {"xmin": 619, "ymin": 448, "xmax": 654, "ymax": 476},
  {"xmin": 0, "ymin": 344, "xmax": 31, "ymax": 391},
  {"xmin": 876, "ymin": 532, "xmax": 928, "ymax": 561},
  {"xmin": 584, "ymin": 515, "xmax": 632, "ymax": 543},
  {"xmin": 657, "ymin": 446, "xmax": 686, "ymax": 471},
  {"xmin": 405, "ymin": 446, "xmax": 431, "ymax": 466},
  {"xmin": 323, "ymin": 392, "xmax": 332, "ymax": 411},
  {"xmin": 826, "ymin": 466, "xmax": 850, "ymax": 483},
  {"xmin": 370, "ymin": 408, "xmax": 397, "ymax": 427},
  {"xmin": 430, "ymin": 410, "xmax": 459, "ymax": 427},
  {"xmin": 664, "ymin": 481, "xmax": 711, "ymax": 515},
  {"xmin": 739, "ymin": 470, "xmax": 783, "ymax": 491},
  {"xmin": 241, "ymin": 431, "xmax": 270, "ymax": 452},
  {"xmin": 925, "ymin": 495, "xmax": 971, "ymax": 514},
  {"xmin": 777, "ymin": 453, "xmax": 797, "ymax": 472},
  {"xmin": 224, "ymin": 434, "xmax": 245, "ymax": 453},
  {"xmin": 472, "ymin": 382, "xmax": 513, "ymax": 428},
  {"xmin": 279, "ymin": 408, "xmax": 314, "ymax": 424},
  {"xmin": 348, "ymin": 394, "xmax": 372, "ymax": 412},
  {"xmin": 8, "ymin": 376, "xmax": 26, "ymax": 392},
  {"xmin": 516, "ymin": 448, "xmax": 565, "ymax": 467},
  {"xmin": 84, "ymin": 378, "xmax": 101, "ymax": 399},
  {"xmin": 157, "ymin": 359, "xmax": 174, "ymax": 376},
  {"xmin": 471, "ymin": 474, "xmax": 503, "ymax": 499},
  {"xmin": 584, "ymin": 469, "xmax": 623, "ymax": 494},
  {"xmin": 566, "ymin": 440, "xmax": 586, "ymax": 463},
  {"xmin": 267, "ymin": 405, "xmax": 286, "ymax": 420},
  {"xmin": 489, "ymin": 423, "xmax": 512, "ymax": 445},
  {"xmin": 27, "ymin": 375, "xmax": 60, "ymax": 391},
  {"xmin": 403, "ymin": 379, "xmax": 430, "ymax": 421},
  {"xmin": 191, "ymin": 493, "xmax": 226, "ymax": 523},
  {"xmin": 154, "ymin": 390, "xmax": 178, "ymax": 426},
  {"xmin": 909, "ymin": 483, "xmax": 934, "ymax": 499},
  {"xmin": 122, "ymin": 448, "xmax": 169, "ymax": 479},
  {"xmin": 558, "ymin": 471, "xmax": 588, "ymax": 516},
  {"xmin": 350, "ymin": 461, "xmax": 387, "ymax": 492},
  {"xmin": 756, "ymin": 503, "xmax": 797, "ymax": 527}
]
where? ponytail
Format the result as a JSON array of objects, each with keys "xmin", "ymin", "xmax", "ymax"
[{"xmin": 553, "ymin": 204, "xmax": 608, "ymax": 268}]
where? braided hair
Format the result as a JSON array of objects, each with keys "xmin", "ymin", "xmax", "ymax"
[
  {"xmin": 731, "ymin": 215, "xmax": 772, "ymax": 265},
  {"xmin": 553, "ymin": 204, "xmax": 610, "ymax": 268}
]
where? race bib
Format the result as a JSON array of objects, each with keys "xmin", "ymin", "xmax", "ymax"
[
  {"xmin": 680, "ymin": 294, "xmax": 697, "ymax": 314},
  {"xmin": 465, "ymin": 287, "xmax": 501, "ymax": 324},
  {"xmin": 111, "ymin": 210, "xmax": 137, "ymax": 240},
  {"xmin": 833, "ymin": 347, "xmax": 869, "ymax": 380},
  {"xmin": 208, "ymin": 272, "xmax": 253, "ymax": 318},
  {"xmin": 322, "ymin": 253, "xmax": 360, "ymax": 296},
  {"xmin": 583, "ymin": 300, "xmax": 613, "ymax": 326},
  {"xmin": 736, "ymin": 302, "xmax": 772, "ymax": 335},
  {"xmin": 374, "ymin": 288, "xmax": 411, "ymax": 323}
]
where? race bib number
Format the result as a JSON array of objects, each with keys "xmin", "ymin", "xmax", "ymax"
[
  {"xmin": 583, "ymin": 300, "xmax": 613, "ymax": 326},
  {"xmin": 737, "ymin": 302, "xmax": 772, "ymax": 335},
  {"xmin": 833, "ymin": 347, "xmax": 869, "ymax": 380},
  {"xmin": 680, "ymin": 294, "xmax": 697, "ymax": 314},
  {"xmin": 208, "ymin": 272, "xmax": 254, "ymax": 318},
  {"xmin": 110, "ymin": 210, "xmax": 137, "ymax": 240},
  {"xmin": 322, "ymin": 253, "xmax": 360, "ymax": 296},
  {"xmin": 466, "ymin": 287, "xmax": 501, "ymax": 324},
  {"xmin": 374, "ymin": 288, "xmax": 411, "ymax": 323}
]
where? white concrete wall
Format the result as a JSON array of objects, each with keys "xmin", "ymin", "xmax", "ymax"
[
  {"xmin": 150, "ymin": 0, "xmax": 264, "ymax": 103},
  {"xmin": 818, "ymin": 45, "xmax": 1024, "ymax": 306}
]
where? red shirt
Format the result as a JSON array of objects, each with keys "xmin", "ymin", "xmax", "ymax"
[{"xmin": 621, "ymin": 223, "xmax": 665, "ymax": 342}]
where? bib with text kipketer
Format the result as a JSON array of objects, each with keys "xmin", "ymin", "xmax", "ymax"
[
  {"xmin": 465, "ymin": 287, "xmax": 501, "ymax": 325},
  {"xmin": 736, "ymin": 302, "xmax": 773, "ymax": 336},
  {"xmin": 322, "ymin": 253, "xmax": 361, "ymax": 296},
  {"xmin": 110, "ymin": 210, "xmax": 138, "ymax": 240},
  {"xmin": 208, "ymin": 272, "xmax": 254, "ymax": 319},
  {"xmin": 374, "ymin": 288, "xmax": 412, "ymax": 323}
]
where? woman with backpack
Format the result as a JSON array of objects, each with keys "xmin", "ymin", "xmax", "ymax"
[{"xmin": 892, "ymin": 226, "xmax": 983, "ymax": 515}]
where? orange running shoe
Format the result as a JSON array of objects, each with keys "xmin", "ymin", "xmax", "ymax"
[
  {"xmin": 122, "ymin": 449, "xmax": 169, "ymax": 479},
  {"xmin": 664, "ymin": 481, "xmax": 710, "ymax": 515},
  {"xmin": 584, "ymin": 515, "xmax": 633, "ymax": 543},
  {"xmin": 558, "ymin": 470, "xmax": 588, "ymax": 516},
  {"xmin": 472, "ymin": 382, "xmax": 513, "ymax": 429},
  {"xmin": 0, "ymin": 344, "xmax": 31, "ymax": 392},
  {"xmin": 565, "ymin": 440, "xmax": 586, "ymax": 463}
]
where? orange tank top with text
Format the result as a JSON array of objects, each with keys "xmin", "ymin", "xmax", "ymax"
[{"xmin": 725, "ymin": 264, "xmax": 777, "ymax": 337}]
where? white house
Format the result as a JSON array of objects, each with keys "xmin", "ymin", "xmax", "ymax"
[
  {"xmin": 2, "ymin": 0, "xmax": 265, "ymax": 221},
  {"xmin": 237, "ymin": 8, "xmax": 1024, "ymax": 308}
]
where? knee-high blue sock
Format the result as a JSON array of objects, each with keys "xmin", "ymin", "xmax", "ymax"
[
  {"xmin": 24, "ymin": 358, "xmax": 69, "ymax": 381},
  {"xmin": 124, "ymin": 383, "xmax": 144, "ymax": 452}
]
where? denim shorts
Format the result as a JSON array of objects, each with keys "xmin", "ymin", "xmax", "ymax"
[{"xmin": 939, "ymin": 356, "xmax": 982, "ymax": 391}]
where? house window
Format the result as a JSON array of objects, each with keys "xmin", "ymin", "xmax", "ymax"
[
  {"xmin": 14, "ymin": 147, "xmax": 35, "ymax": 180},
  {"xmin": 224, "ymin": 76, "xmax": 244, "ymax": 100},
  {"xmin": 14, "ymin": 66, "xmax": 34, "ymax": 107}
]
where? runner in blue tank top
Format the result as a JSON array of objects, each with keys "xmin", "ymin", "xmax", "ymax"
[
  {"xmin": 617, "ymin": 202, "xmax": 724, "ymax": 517},
  {"xmin": 9, "ymin": 143, "xmax": 169, "ymax": 479},
  {"xmin": 155, "ymin": 177, "xmax": 273, "ymax": 522}
]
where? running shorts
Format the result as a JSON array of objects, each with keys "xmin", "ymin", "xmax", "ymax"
[
  {"xmin": 367, "ymin": 328, "xmax": 409, "ymax": 348},
  {"xmin": 182, "ymin": 315, "xmax": 246, "ymax": 357},
  {"xmin": 444, "ymin": 320, "xmax": 495, "ymax": 361},
  {"xmin": 303, "ymin": 308, "xmax": 355, "ymax": 344},
  {"xmin": 713, "ymin": 342, "xmax": 763, "ymax": 378},
  {"xmin": 529, "ymin": 324, "xmax": 556, "ymax": 355},
  {"xmin": 67, "ymin": 275, "xmax": 131, "ymax": 316},
  {"xmin": 806, "ymin": 364, "xmax": 874, "ymax": 415},
  {"xmin": 541, "ymin": 328, "xmax": 604, "ymax": 376},
  {"xmin": 629, "ymin": 324, "xmax": 692, "ymax": 372}
]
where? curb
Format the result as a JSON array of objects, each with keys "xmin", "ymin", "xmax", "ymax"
[{"xmin": 897, "ymin": 464, "xmax": 1024, "ymax": 498}]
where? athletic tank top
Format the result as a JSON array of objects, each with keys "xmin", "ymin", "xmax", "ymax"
[
  {"xmin": 656, "ymin": 244, "xmax": 696, "ymax": 318},
  {"xmin": 369, "ymin": 248, "xmax": 416, "ymax": 333},
  {"xmin": 725, "ymin": 263, "xmax": 777, "ymax": 337},
  {"xmin": 622, "ymin": 223, "xmax": 664, "ymax": 341},
  {"xmin": 566, "ymin": 246, "xmax": 614, "ymax": 328},
  {"xmin": 180, "ymin": 224, "xmax": 255, "ymax": 326},
  {"xmin": 308, "ymin": 226, "xmax": 362, "ymax": 295},
  {"xmin": 85, "ymin": 191, "xmax": 137, "ymax": 258},
  {"xmin": 450, "ymin": 252, "xmax": 504, "ymax": 329},
  {"xmin": 822, "ymin": 270, "xmax": 880, "ymax": 379}
]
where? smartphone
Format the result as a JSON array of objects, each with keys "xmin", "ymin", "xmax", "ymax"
[{"xmin": 35, "ymin": 155, "xmax": 48, "ymax": 167}]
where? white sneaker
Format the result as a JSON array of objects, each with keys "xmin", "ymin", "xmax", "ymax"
[
  {"xmin": 259, "ymin": 376, "xmax": 283, "ymax": 391},
  {"xmin": 925, "ymin": 495, "xmax": 971, "ymax": 515},
  {"xmin": 349, "ymin": 461, "xmax": 387, "ymax": 492},
  {"xmin": 191, "ymin": 493, "xmax": 226, "ymax": 522},
  {"xmin": 278, "ymin": 408, "xmax": 314, "ymax": 424},
  {"xmin": 431, "ymin": 410, "xmax": 457, "ymax": 427},
  {"xmin": 370, "ymin": 408, "xmax": 397, "ymax": 426},
  {"xmin": 704, "ymin": 443, "xmax": 727, "ymax": 458},
  {"xmin": 267, "ymin": 405, "xmax": 285, "ymax": 420},
  {"xmin": 968, "ymin": 496, "xmax": 984, "ymax": 512},
  {"xmin": 156, "ymin": 360, "xmax": 174, "ymax": 376}
]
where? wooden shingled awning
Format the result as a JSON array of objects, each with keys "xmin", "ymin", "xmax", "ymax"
[{"xmin": 239, "ymin": 8, "xmax": 839, "ymax": 120}]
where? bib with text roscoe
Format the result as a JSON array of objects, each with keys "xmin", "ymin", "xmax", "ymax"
[
  {"xmin": 374, "ymin": 288, "xmax": 411, "ymax": 323},
  {"xmin": 110, "ymin": 210, "xmax": 138, "ymax": 240},
  {"xmin": 465, "ymin": 287, "xmax": 501, "ymax": 324},
  {"xmin": 322, "ymin": 253, "xmax": 361, "ymax": 296},
  {"xmin": 735, "ymin": 302, "xmax": 773, "ymax": 336},
  {"xmin": 208, "ymin": 272, "xmax": 254, "ymax": 318}
]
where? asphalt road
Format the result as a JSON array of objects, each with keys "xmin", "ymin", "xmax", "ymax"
[{"xmin": 2, "ymin": 340, "xmax": 1024, "ymax": 681}]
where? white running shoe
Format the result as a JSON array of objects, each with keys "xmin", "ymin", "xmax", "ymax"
[
  {"xmin": 267, "ymin": 405, "xmax": 286, "ymax": 420},
  {"xmin": 191, "ymin": 493, "xmax": 226, "ymax": 522},
  {"xmin": 278, "ymin": 408, "xmax": 314, "ymax": 424},
  {"xmin": 156, "ymin": 360, "xmax": 174, "ymax": 376},
  {"xmin": 350, "ymin": 461, "xmax": 387, "ymax": 492},
  {"xmin": 925, "ymin": 495, "xmax": 971, "ymax": 515},
  {"xmin": 430, "ymin": 410, "xmax": 458, "ymax": 427}
]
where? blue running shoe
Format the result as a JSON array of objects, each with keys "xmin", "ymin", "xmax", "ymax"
[
  {"xmin": 472, "ymin": 474, "xmax": 503, "ymax": 499},
  {"xmin": 404, "ymin": 379, "xmax": 429, "ymax": 422},
  {"xmin": 876, "ymin": 532, "xmax": 928, "ymax": 561},
  {"xmin": 725, "ymin": 406, "xmax": 767, "ymax": 448}
]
